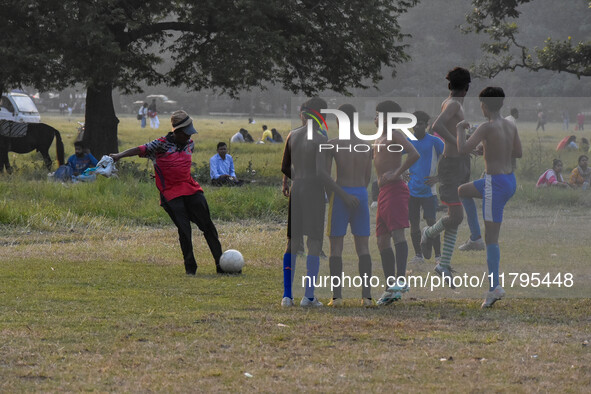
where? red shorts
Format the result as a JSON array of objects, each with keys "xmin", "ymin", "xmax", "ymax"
[{"xmin": 376, "ymin": 180, "xmax": 410, "ymax": 236}]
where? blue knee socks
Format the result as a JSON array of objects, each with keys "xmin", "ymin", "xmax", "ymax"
[
  {"xmin": 486, "ymin": 244, "xmax": 500, "ymax": 291},
  {"xmin": 304, "ymin": 255, "xmax": 320, "ymax": 300},
  {"xmin": 282, "ymin": 253, "xmax": 296, "ymax": 299},
  {"xmin": 461, "ymin": 198, "xmax": 481, "ymax": 241}
]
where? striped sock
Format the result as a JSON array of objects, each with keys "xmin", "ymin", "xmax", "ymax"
[
  {"xmin": 440, "ymin": 227, "xmax": 458, "ymax": 270},
  {"xmin": 425, "ymin": 217, "xmax": 446, "ymax": 238}
]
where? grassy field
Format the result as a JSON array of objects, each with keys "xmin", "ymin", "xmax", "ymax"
[{"xmin": 1, "ymin": 114, "xmax": 590, "ymax": 391}]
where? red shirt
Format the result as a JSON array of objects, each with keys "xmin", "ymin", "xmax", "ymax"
[{"xmin": 138, "ymin": 133, "xmax": 203, "ymax": 202}]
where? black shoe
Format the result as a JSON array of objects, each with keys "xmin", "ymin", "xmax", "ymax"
[{"xmin": 216, "ymin": 265, "xmax": 225, "ymax": 274}]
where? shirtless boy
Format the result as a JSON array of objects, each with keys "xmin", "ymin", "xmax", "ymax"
[
  {"xmin": 326, "ymin": 104, "xmax": 374, "ymax": 307},
  {"xmin": 420, "ymin": 67, "xmax": 471, "ymax": 287},
  {"xmin": 456, "ymin": 87, "xmax": 522, "ymax": 308},
  {"xmin": 280, "ymin": 98, "xmax": 359, "ymax": 307},
  {"xmin": 373, "ymin": 100, "xmax": 420, "ymax": 305}
]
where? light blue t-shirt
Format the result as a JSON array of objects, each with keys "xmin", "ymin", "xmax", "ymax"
[
  {"xmin": 408, "ymin": 134, "xmax": 444, "ymax": 198},
  {"xmin": 209, "ymin": 153, "xmax": 236, "ymax": 180}
]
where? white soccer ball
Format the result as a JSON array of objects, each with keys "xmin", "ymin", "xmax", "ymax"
[{"xmin": 219, "ymin": 249, "xmax": 244, "ymax": 273}]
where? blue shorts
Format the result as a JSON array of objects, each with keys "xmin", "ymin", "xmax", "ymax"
[
  {"xmin": 473, "ymin": 173, "xmax": 516, "ymax": 223},
  {"xmin": 327, "ymin": 187, "xmax": 370, "ymax": 237}
]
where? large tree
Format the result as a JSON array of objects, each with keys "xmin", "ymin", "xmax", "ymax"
[
  {"xmin": 1, "ymin": 0, "xmax": 418, "ymax": 157},
  {"xmin": 462, "ymin": 0, "xmax": 591, "ymax": 78}
]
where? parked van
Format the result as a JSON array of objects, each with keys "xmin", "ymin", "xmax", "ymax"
[{"xmin": 0, "ymin": 92, "xmax": 41, "ymax": 123}]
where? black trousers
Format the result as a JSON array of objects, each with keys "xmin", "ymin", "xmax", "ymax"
[{"xmin": 160, "ymin": 192, "xmax": 222, "ymax": 274}]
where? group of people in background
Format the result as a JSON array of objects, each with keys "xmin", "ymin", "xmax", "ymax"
[
  {"xmin": 231, "ymin": 124, "xmax": 283, "ymax": 144},
  {"xmin": 138, "ymin": 99, "xmax": 160, "ymax": 129},
  {"xmin": 537, "ymin": 155, "xmax": 590, "ymax": 190}
]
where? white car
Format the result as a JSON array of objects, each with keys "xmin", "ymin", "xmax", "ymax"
[{"xmin": 0, "ymin": 92, "xmax": 41, "ymax": 123}]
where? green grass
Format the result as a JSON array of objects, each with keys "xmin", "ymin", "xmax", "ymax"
[{"xmin": 0, "ymin": 215, "xmax": 590, "ymax": 391}]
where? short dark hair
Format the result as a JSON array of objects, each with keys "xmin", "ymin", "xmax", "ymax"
[
  {"xmin": 578, "ymin": 155, "xmax": 588, "ymax": 164},
  {"xmin": 553, "ymin": 159, "xmax": 562, "ymax": 169},
  {"xmin": 301, "ymin": 97, "xmax": 328, "ymax": 120},
  {"xmin": 74, "ymin": 141, "xmax": 84, "ymax": 148},
  {"xmin": 217, "ymin": 142, "xmax": 227, "ymax": 149},
  {"xmin": 510, "ymin": 108, "xmax": 519, "ymax": 118},
  {"xmin": 338, "ymin": 103, "xmax": 356, "ymax": 121},
  {"xmin": 376, "ymin": 100, "xmax": 401, "ymax": 113},
  {"xmin": 479, "ymin": 87, "xmax": 505, "ymax": 112},
  {"xmin": 413, "ymin": 110, "xmax": 430, "ymax": 123},
  {"xmin": 446, "ymin": 67, "xmax": 471, "ymax": 91},
  {"xmin": 262, "ymin": 125, "xmax": 267, "ymax": 130}
]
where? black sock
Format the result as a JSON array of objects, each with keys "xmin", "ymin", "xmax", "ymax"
[
  {"xmin": 329, "ymin": 256, "xmax": 343, "ymax": 299},
  {"xmin": 394, "ymin": 241, "xmax": 408, "ymax": 279},
  {"xmin": 380, "ymin": 248, "xmax": 396, "ymax": 286},
  {"xmin": 358, "ymin": 254, "xmax": 372, "ymax": 299},
  {"xmin": 410, "ymin": 230, "xmax": 422, "ymax": 257}
]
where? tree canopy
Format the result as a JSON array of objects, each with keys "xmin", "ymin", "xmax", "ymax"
[
  {"xmin": 462, "ymin": 0, "xmax": 591, "ymax": 78},
  {"xmin": 1, "ymin": 0, "xmax": 419, "ymax": 157}
]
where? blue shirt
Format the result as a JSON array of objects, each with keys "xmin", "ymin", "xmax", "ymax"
[
  {"xmin": 67, "ymin": 153, "xmax": 98, "ymax": 175},
  {"xmin": 408, "ymin": 134, "xmax": 444, "ymax": 197},
  {"xmin": 210, "ymin": 153, "xmax": 236, "ymax": 179}
]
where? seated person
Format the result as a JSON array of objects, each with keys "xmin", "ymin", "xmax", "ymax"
[
  {"xmin": 569, "ymin": 155, "xmax": 590, "ymax": 189},
  {"xmin": 67, "ymin": 141, "xmax": 98, "ymax": 176},
  {"xmin": 260, "ymin": 125, "xmax": 274, "ymax": 143},
  {"xmin": 230, "ymin": 129, "xmax": 245, "ymax": 143},
  {"xmin": 271, "ymin": 128, "xmax": 283, "ymax": 143},
  {"xmin": 230, "ymin": 128, "xmax": 254, "ymax": 143},
  {"xmin": 536, "ymin": 159, "xmax": 569, "ymax": 188},
  {"xmin": 557, "ymin": 135, "xmax": 577, "ymax": 151},
  {"xmin": 210, "ymin": 142, "xmax": 243, "ymax": 186},
  {"xmin": 580, "ymin": 137, "xmax": 590, "ymax": 152}
]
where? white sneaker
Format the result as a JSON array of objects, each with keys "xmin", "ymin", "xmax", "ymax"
[
  {"xmin": 409, "ymin": 255, "xmax": 425, "ymax": 264},
  {"xmin": 458, "ymin": 237, "xmax": 485, "ymax": 251},
  {"xmin": 300, "ymin": 296, "xmax": 323, "ymax": 307},
  {"xmin": 481, "ymin": 286, "xmax": 506, "ymax": 308},
  {"xmin": 377, "ymin": 284, "xmax": 409, "ymax": 306},
  {"xmin": 434, "ymin": 263, "xmax": 456, "ymax": 289},
  {"xmin": 281, "ymin": 297, "xmax": 294, "ymax": 307}
]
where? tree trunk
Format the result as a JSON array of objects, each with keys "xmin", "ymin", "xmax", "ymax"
[{"xmin": 83, "ymin": 84, "xmax": 119, "ymax": 158}]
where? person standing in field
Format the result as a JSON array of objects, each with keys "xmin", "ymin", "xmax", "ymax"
[
  {"xmin": 325, "ymin": 104, "xmax": 374, "ymax": 307},
  {"xmin": 110, "ymin": 110, "xmax": 224, "ymax": 275},
  {"xmin": 148, "ymin": 99, "xmax": 160, "ymax": 129},
  {"xmin": 280, "ymin": 97, "xmax": 359, "ymax": 307},
  {"xmin": 456, "ymin": 87, "xmax": 522, "ymax": 308},
  {"xmin": 420, "ymin": 67, "xmax": 472, "ymax": 287},
  {"xmin": 138, "ymin": 102, "xmax": 148, "ymax": 129},
  {"xmin": 373, "ymin": 100, "xmax": 420, "ymax": 305},
  {"xmin": 407, "ymin": 110, "xmax": 444, "ymax": 266}
]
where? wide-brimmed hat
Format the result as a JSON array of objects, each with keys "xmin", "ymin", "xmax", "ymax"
[{"xmin": 171, "ymin": 110, "xmax": 197, "ymax": 135}]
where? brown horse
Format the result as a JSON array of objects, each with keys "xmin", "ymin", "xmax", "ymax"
[{"xmin": 0, "ymin": 122, "xmax": 65, "ymax": 173}]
